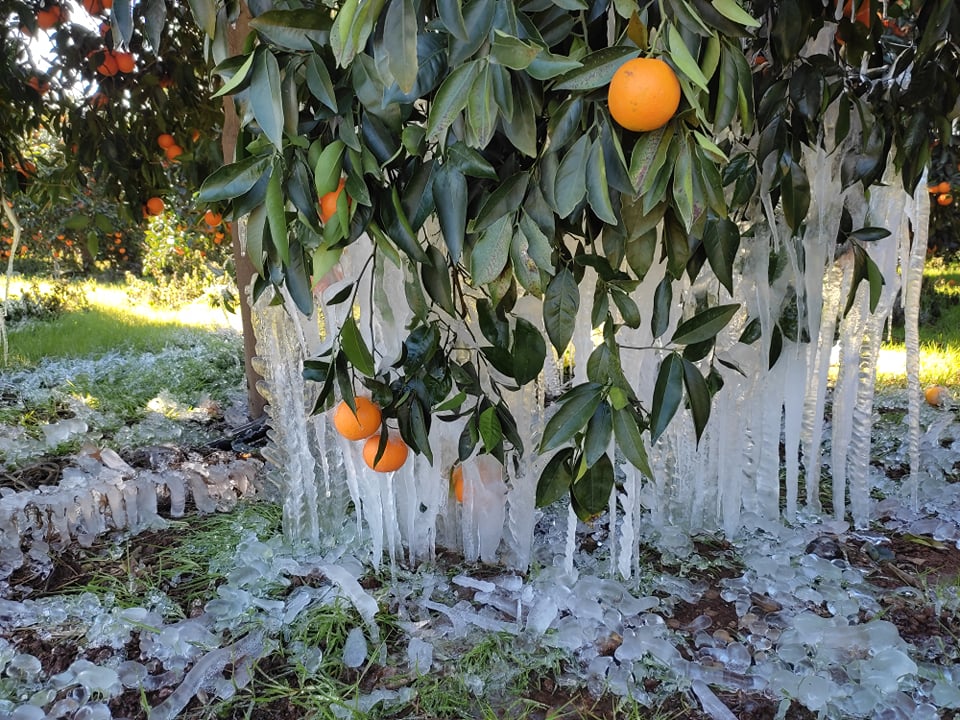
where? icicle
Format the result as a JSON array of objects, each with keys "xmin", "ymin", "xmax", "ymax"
[
  {"xmin": 571, "ymin": 266, "xmax": 597, "ymax": 385},
  {"xmin": 901, "ymin": 173, "xmax": 930, "ymax": 510},
  {"xmin": 563, "ymin": 503, "xmax": 577, "ymax": 576}
]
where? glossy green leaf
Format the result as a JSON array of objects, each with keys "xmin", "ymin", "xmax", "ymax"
[
  {"xmin": 517, "ymin": 212, "xmax": 554, "ymax": 274},
  {"xmin": 314, "ymin": 141, "xmax": 345, "ymax": 196},
  {"xmin": 473, "ymin": 172, "xmax": 529, "ymax": 231},
  {"xmin": 583, "ymin": 401, "xmax": 613, "ymax": 468},
  {"xmin": 265, "ymin": 163, "xmax": 288, "ymax": 265},
  {"xmin": 650, "ymin": 353, "xmax": 684, "ymax": 443},
  {"xmin": 407, "ymin": 399, "xmax": 434, "ymax": 463},
  {"xmin": 305, "ymin": 55, "xmax": 338, "ymax": 113},
  {"xmin": 712, "ymin": 0, "xmax": 760, "ymax": 27},
  {"xmin": 491, "ymin": 31, "xmax": 540, "ymax": 69},
  {"xmin": 331, "ymin": 0, "xmax": 386, "ymax": 67},
  {"xmin": 212, "ymin": 51, "xmax": 255, "ymax": 100},
  {"xmin": 651, "ymin": 275, "xmax": 673, "ymax": 339},
  {"xmin": 187, "ymin": 0, "xmax": 217, "ymax": 38},
  {"xmin": 110, "ymin": 0, "xmax": 133, "ymax": 44},
  {"xmin": 664, "ymin": 212, "xmax": 691, "ymax": 279},
  {"xmin": 540, "ymin": 383, "xmax": 604, "ymax": 453},
  {"xmin": 667, "ymin": 24, "xmax": 709, "ymax": 91},
  {"xmin": 624, "ymin": 226, "xmax": 657, "ymax": 280},
  {"xmin": 511, "ymin": 230, "xmax": 545, "ymax": 296},
  {"xmin": 437, "ymin": 0, "xmax": 469, "ymax": 41},
  {"xmin": 611, "ymin": 290, "xmax": 641, "ymax": 328},
  {"xmin": 703, "ymin": 216, "xmax": 740, "ymax": 294},
  {"xmin": 384, "ymin": 0, "xmax": 418, "ymax": 93},
  {"xmin": 671, "ymin": 303, "xmax": 740, "ymax": 345},
  {"xmin": 631, "ymin": 124, "xmax": 673, "ymax": 195},
  {"xmin": 681, "ymin": 358, "xmax": 711, "ymax": 442},
  {"xmin": 479, "ymin": 405, "xmax": 503, "ymax": 453},
  {"xmin": 672, "ymin": 137, "xmax": 695, "ymax": 231},
  {"xmin": 387, "ymin": 187, "xmax": 429, "ymax": 262},
  {"xmin": 245, "ymin": 203, "xmax": 267, "ymax": 276},
  {"xmin": 500, "ymin": 74, "xmax": 538, "ymax": 158},
  {"xmin": 285, "ymin": 241, "xmax": 314, "ymax": 316},
  {"xmin": 433, "ymin": 164, "xmax": 468, "ymax": 261},
  {"xmin": 249, "ymin": 9, "xmax": 332, "ymax": 51},
  {"xmin": 527, "ymin": 50, "xmax": 582, "ymax": 80},
  {"xmin": 447, "ymin": 142, "xmax": 498, "ymax": 179},
  {"xmin": 199, "ymin": 154, "xmax": 271, "ymax": 202},
  {"xmin": 536, "ymin": 448, "xmax": 575, "ymax": 507},
  {"xmin": 448, "ymin": 0, "xmax": 496, "ymax": 65},
  {"xmin": 571, "ymin": 453, "xmax": 614, "ymax": 520},
  {"xmin": 340, "ymin": 314, "xmax": 376, "ymax": 377},
  {"xmin": 459, "ymin": 414, "xmax": 480, "ymax": 462},
  {"xmin": 555, "ymin": 135, "xmax": 590, "ymax": 218},
  {"xmin": 421, "ymin": 245, "xmax": 455, "ymax": 316},
  {"xmin": 424, "ymin": 60, "xmax": 482, "ymax": 141},
  {"xmin": 613, "ymin": 406, "xmax": 653, "ymax": 477},
  {"xmin": 466, "ymin": 65, "xmax": 497, "ymax": 148},
  {"xmin": 781, "ymin": 160, "xmax": 810, "ymax": 233},
  {"xmin": 849, "ymin": 227, "xmax": 892, "ymax": 243},
  {"xmin": 553, "ymin": 46, "xmax": 636, "ymax": 91},
  {"xmin": 513, "ymin": 317, "xmax": 547, "ymax": 385},
  {"xmin": 470, "ymin": 215, "xmax": 513, "ymax": 284},
  {"xmin": 586, "ymin": 139, "xmax": 618, "ymax": 225},
  {"xmin": 250, "ymin": 50, "xmax": 284, "ymax": 150},
  {"xmin": 543, "ymin": 268, "xmax": 580, "ymax": 353}
]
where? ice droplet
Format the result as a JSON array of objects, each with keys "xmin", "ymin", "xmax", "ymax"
[{"xmin": 343, "ymin": 627, "xmax": 367, "ymax": 668}]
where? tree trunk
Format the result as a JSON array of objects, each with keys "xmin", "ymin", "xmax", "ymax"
[{"xmin": 221, "ymin": 3, "xmax": 265, "ymax": 419}]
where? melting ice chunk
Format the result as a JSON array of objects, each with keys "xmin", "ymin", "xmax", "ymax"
[{"xmin": 343, "ymin": 627, "xmax": 368, "ymax": 668}]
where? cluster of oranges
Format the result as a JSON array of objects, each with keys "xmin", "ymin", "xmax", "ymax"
[
  {"xmin": 929, "ymin": 181, "xmax": 954, "ymax": 207},
  {"xmin": 95, "ymin": 49, "xmax": 135, "ymax": 77},
  {"xmin": 332, "ymin": 398, "xmax": 409, "ymax": 472},
  {"xmin": 36, "ymin": 4, "xmax": 65, "ymax": 30},
  {"xmin": 156, "ymin": 133, "xmax": 184, "ymax": 163}
]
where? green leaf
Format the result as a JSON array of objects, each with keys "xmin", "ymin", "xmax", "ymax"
[
  {"xmin": 667, "ymin": 24, "xmax": 709, "ymax": 91},
  {"xmin": 465, "ymin": 65, "xmax": 498, "ymax": 148},
  {"xmin": 187, "ymin": 0, "xmax": 217, "ymax": 38},
  {"xmin": 613, "ymin": 406, "xmax": 653, "ymax": 477},
  {"xmin": 199, "ymin": 154, "xmax": 271, "ymax": 203},
  {"xmin": 500, "ymin": 74, "xmax": 538, "ymax": 158},
  {"xmin": 540, "ymin": 383, "xmax": 604, "ymax": 453},
  {"xmin": 491, "ymin": 31, "xmax": 540, "ymax": 69},
  {"xmin": 433, "ymin": 164, "xmax": 468, "ymax": 261},
  {"xmin": 865, "ymin": 247, "xmax": 885, "ymax": 313},
  {"xmin": 583, "ymin": 401, "xmax": 613, "ymax": 468},
  {"xmin": 250, "ymin": 50, "xmax": 285, "ymax": 150},
  {"xmin": 731, "ymin": 43, "xmax": 755, "ymax": 134},
  {"xmin": 650, "ymin": 353, "xmax": 684, "ymax": 443},
  {"xmin": 571, "ymin": 453, "xmax": 614, "ymax": 520},
  {"xmin": 470, "ymin": 215, "xmax": 513, "ymax": 284},
  {"xmin": 425, "ymin": 60, "xmax": 482, "ymax": 141},
  {"xmin": 448, "ymin": 0, "xmax": 496, "ymax": 65},
  {"xmin": 473, "ymin": 172, "xmax": 529, "ymax": 232},
  {"xmin": 110, "ymin": 0, "xmax": 133, "ymax": 44},
  {"xmin": 586, "ymin": 140, "xmax": 618, "ymax": 225},
  {"xmin": 651, "ymin": 276, "xmax": 673, "ymax": 339},
  {"xmin": 421, "ymin": 245, "xmax": 455, "ymax": 316},
  {"xmin": 555, "ymin": 136, "xmax": 590, "ymax": 218},
  {"xmin": 249, "ymin": 9, "xmax": 332, "ymax": 51},
  {"xmin": 518, "ymin": 212, "xmax": 554, "ymax": 273},
  {"xmin": 245, "ymin": 203, "xmax": 267, "ymax": 276},
  {"xmin": 406, "ymin": 399, "xmax": 434, "ymax": 463},
  {"xmin": 629, "ymin": 124, "xmax": 671, "ymax": 193},
  {"xmin": 437, "ymin": 0, "xmax": 469, "ymax": 41},
  {"xmin": 331, "ymin": 0, "xmax": 386, "ymax": 67},
  {"xmin": 553, "ymin": 46, "xmax": 637, "ymax": 91},
  {"xmin": 459, "ymin": 413, "xmax": 480, "ymax": 461},
  {"xmin": 314, "ymin": 141, "xmax": 345, "ymax": 197},
  {"xmin": 340, "ymin": 315, "xmax": 376, "ymax": 377},
  {"xmin": 543, "ymin": 268, "xmax": 579, "ymax": 353},
  {"xmin": 624, "ymin": 227, "xmax": 657, "ymax": 279},
  {"xmin": 672, "ymin": 137, "xmax": 695, "ymax": 231},
  {"xmin": 850, "ymin": 227, "xmax": 891, "ymax": 243},
  {"xmin": 664, "ymin": 212, "xmax": 691, "ymax": 279},
  {"xmin": 681, "ymin": 358, "xmax": 711, "ymax": 442},
  {"xmin": 611, "ymin": 290, "xmax": 641, "ymax": 328},
  {"xmin": 266, "ymin": 163, "xmax": 289, "ymax": 265},
  {"xmin": 285, "ymin": 241, "xmax": 314, "ymax": 316},
  {"xmin": 527, "ymin": 50, "xmax": 583, "ymax": 80},
  {"xmin": 64, "ymin": 214, "xmax": 91, "ymax": 230},
  {"xmin": 781, "ymin": 160, "xmax": 810, "ymax": 233},
  {"xmin": 536, "ymin": 448, "xmax": 575, "ymax": 507},
  {"xmin": 511, "ymin": 231, "xmax": 544, "ymax": 296},
  {"xmin": 479, "ymin": 405, "xmax": 503, "ymax": 453},
  {"xmin": 703, "ymin": 217, "xmax": 740, "ymax": 295},
  {"xmin": 671, "ymin": 304, "xmax": 740, "ymax": 345},
  {"xmin": 384, "ymin": 0, "xmax": 418, "ymax": 94},
  {"xmin": 306, "ymin": 55, "xmax": 338, "ymax": 113},
  {"xmin": 513, "ymin": 317, "xmax": 547, "ymax": 385},
  {"xmin": 712, "ymin": 0, "xmax": 760, "ymax": 27},
  {"xmin": 448, "ymin": 142, "xmax": 498, "ymax": 179},
  {"xmin": 387, "ymin": 187, "xmax": 429, "ymax": 262},
  {"xmin": 142, "ymin": 0, "xmax": 165, "ymax": 56}
]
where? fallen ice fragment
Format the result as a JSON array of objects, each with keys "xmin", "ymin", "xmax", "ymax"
[
  {"xmin": 75, "ymin": 664, "xmax": 121, "ymax": 696},
  {"xmin": 406, "ymin": 637, "xmax": 433, "ymax": 673},
  {"xmin": 859, "ymin": 647, "xmax": 917, "ymax": 694},
  {"xmin": 525, "ymin": 595, "xmax": 558, "ymax": 636},
  {"xmin": 73, "ymin": 703, "xmax": 111, "ymax": 720},
  {"xmin": 343, "ymin": 627, "xmax": 368, "ymax": 668},
  {"xmin": 796, "ymin": 674, "xmax": 836, "ymax": 711},
  {"xmin": 452, "ymin": 574, "xmax": 496, "ymax": 593},
  {"xmin": 10, "ymin": 705, "xmax": 44, "ymax": 720},
  {"xmin": 692, "ymin": 680, "xmax": 738, "ymax": 720},
  {"xmin": 7, "ymin": 653, "xmax": 42, "ymax": 679}
]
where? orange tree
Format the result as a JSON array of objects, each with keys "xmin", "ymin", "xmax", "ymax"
[{"xmin": 184, "ymin": 0, "xmax": 960, "ymax": 518}]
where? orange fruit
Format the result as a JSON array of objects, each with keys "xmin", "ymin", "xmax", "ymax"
[
  {"xmin": 332, "ymin": 397, "xmax": 382, "ymax": 440},
  {"xmin": 114, "ymin": 51, "xmax": 135, "ymax": 73},
  {"xmin": 608, "ymin": 57, "xmax": 681, "ymax": 132},
  {"xmin": 840, "ymin": 0, "xmax": 872, "ymax": 26},
  {"xmin": 319, "ymin": 179, "xmax": 347, "ymax": 223},
  {"xmin": 363, "ymin": 433, "xmax": 409, "ymax": 472},
  {"xmin": 925, "ymin": 385, "xmax": 949, "ymax": 407},
  {"xmin": 27, "ymin": 76, "xmax": 49, "ymax": 94},
  {"xmin": 157, "ymin": 133, "xmax": 176, "ymax": 149},
  {"xmin": 165, "ymin": 144, "xmax": 184, "ymax": 162},
  {"xmin": 938, "ymin": 193, "xmax": 953, "ymax": 206},
  {"xmin": 90, "ymin": 92, "xmax": 109, "ymax": 108},
  {"xmin": 204, "ymin": 209, "xmax": 222, "ymax": 227},
  {"xmin": 37, "ymin": 5, "xmax": 61, "ymax": 29},
  {"xmin": 145, "ymin": 196, "xmax": 165, "ymax": 216},
  {"xmin": 937, "ymin": 181, "xmax": 951, "ymax": 194},
  {"xmin": 451, "ymin": 465, "xmax": 465, "ymax": 503},
  {"xmin": 82, "ymin": 0, "xmax": 104, "ymax": 13},
  {"xmin": 97, "ymin": 52, "xmax": 119, "ymax": 77}
]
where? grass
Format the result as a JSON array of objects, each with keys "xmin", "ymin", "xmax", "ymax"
[{"xmin": 3, "ymin": 280, "xmax": 238, "ymax": 367}]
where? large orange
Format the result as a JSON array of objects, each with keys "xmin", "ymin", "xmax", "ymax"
[
  {"xmin": 204, "ymin": 209, "xmax": 223, "ymax": 227},
  {"xmin": 924, "ymin": 385, "xmax": 949, "ymax": 406},
  {"xmin": 145, "ymin": 197, "xmax": 165, "ymax": 216},
  {"xmin": 37, "ymin": 5, "xmax": 61, "ymax": 29},
  {"xmin": 936, "ymin": 181, "xmax": 951, "ymax": 194},
  {"xmin": 97, "ymin": 52, "xmax": 119, "ymax": 77},
  {"xmin": 608, "ymin": 57, "xmax": 681, "ymax": 132},
  {"xmin": 938, "ymin": 193, "xmax": 953, "ymax": 207},
  {"xmin": 165, "ymin": 144, "xmax": 184, "ymax": 162},
  {"xmin": 363, "ymin": 434, "xmax": 409, "ymax": 472},
  {"xmin": 157, "ymin": 133, "xmax": 176, "ymax": 149},
  {"xmin": 114, "ymin": 51, "xmax": 135, "ymax": 73},
  {"xmin": 319, "ymin": 179, "xmax": 347, "ymax": 223},
  {"xmin": 332, "ymin": 397, "xmax": 381, "ymax": 440}
]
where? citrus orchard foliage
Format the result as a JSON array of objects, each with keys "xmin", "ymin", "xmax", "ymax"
[
  {"xmin": 192, "ymin": 0, "xmax": 959, "ymax": 518},
  {"xmin": 0, "ymin": 0, "xmax": 222, "ymax": 219}
]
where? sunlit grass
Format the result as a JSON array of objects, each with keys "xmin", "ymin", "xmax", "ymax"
[{"xmin": 3, "ymin": 280, "xmax": 239, "ymax": 367}]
